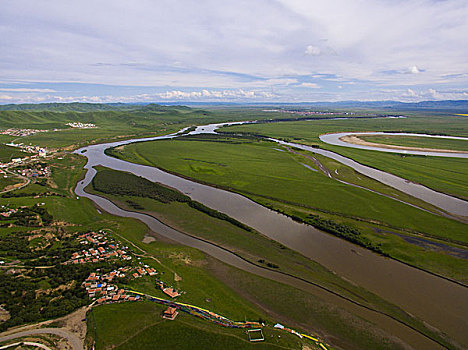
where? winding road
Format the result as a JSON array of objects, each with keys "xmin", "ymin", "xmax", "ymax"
[{"xmin": 0, "ymin": 328, "xmax": 82, "ymax": 350}]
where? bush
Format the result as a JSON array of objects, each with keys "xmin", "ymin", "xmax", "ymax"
[{"xmin": 93, "ymin": 169, "xmax": 253, "ymax": 232}]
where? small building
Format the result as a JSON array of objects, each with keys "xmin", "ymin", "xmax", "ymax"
[
  {"xmin": 162, "ymin": 288, "xmax": 180, "ymax": 298},
  {"xmin": 162, "ymin": 307, "xmax": 178, "ymax": 320}
]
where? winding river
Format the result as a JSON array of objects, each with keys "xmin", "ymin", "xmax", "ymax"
[
  {"xmin": 320, "ymin": 132, "xmax": 468, "ymax": 158},
  {"xmin": 75, "ymin": 122, "xmax": 468, "ymax": 349}
]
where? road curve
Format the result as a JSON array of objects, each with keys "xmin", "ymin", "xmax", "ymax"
[
  {"xmin": 0, "ymin": 328, "xmax": 82, "ymax": 350},
  {"xmin": 0, "ymin": 341, "xmax": 53, "ymax": 350}
]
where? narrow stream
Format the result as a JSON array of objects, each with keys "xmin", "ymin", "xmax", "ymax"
[{"xmin": 74, "ymin": 122, "xmax": 468, "ymax": 349}]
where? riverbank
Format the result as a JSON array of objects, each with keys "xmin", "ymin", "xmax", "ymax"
[
  {"xmin": 339, "ymin": 134, "xmax": 468, "ymax": 154},
  {"xmin": 73, "ymin": 121, "xmax": 468, "ymax": 348}
]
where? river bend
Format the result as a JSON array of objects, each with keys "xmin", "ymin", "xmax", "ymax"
[{"xmin": 75, "ymin": 122, "xmax": 468, "ymax": 348}]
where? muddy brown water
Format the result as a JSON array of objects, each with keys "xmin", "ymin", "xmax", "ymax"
[{"xmin": 75, "ymin": 123, "xmax": 468, "ymax": 349}]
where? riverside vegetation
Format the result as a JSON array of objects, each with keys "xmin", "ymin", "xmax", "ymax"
[
  {"xmin": 109, "ymin": 131, "xmax": 468, "ymax": 283},
  {"xmin": 0, "ymin": 105, "xmax": 360, "ymax": 349},
  {"xmin": 92, "ymin": 168, "xmax": 253, "ymax": 232},
  {"xmin": 1, "ymin": 104, "xmax": 467, "ymax": 350},
  {"xmin": 223, "ymin": 114, "xmax": 468, "ymax": 199},
  {"xmin": 88, "ymin": 166, "xmax": 455, "ymax": 349}
]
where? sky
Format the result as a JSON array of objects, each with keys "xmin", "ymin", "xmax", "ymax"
[{"xmin": 1, "ymin": 0, "xmax": 467, "ymax": 104}]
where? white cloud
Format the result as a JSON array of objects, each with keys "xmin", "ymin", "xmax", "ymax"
[
  {"xmin": 407, "ymin": 88, "xmax": 417, "ymax": 96},
  {"xmin": 0, "ymin": 0, "xmax": 467, "ymax": 102},
  {"xmin": 300, "ymin": 83, "xmax": 320, "ymax": 88},
  {"xmin": 157, "ymin": 89, "xmax": 273, "ymax": 100},
  {"xmin": 399, "ymin": 88, "xmax": 468, "ymax": 101},
  {"xmin": 0, "ymin": 88, "xmax": 56, "ymax": 93},
  {"xmin": 305, "ymin": 45, "xmax": 321, "ymax": 56},
  {"xmin": 262, "ymin": 78, "xmax": 298, "ymax": 86},
  {"xmin": 0, "ymin": 95, "xmax": 14, "ymax": 101},
  {"xmin": 0, "ymin": 88, "xmax": 278, "ymax": 104}
]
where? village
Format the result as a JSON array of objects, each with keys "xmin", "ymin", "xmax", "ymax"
[
  {"xmin": 14, "ymin": 163, "xmax": 50, "ymax": 179},
  {"xmin": 0, "ymin": 128, "xmax": 50, "ymax": 137},
  {"xmin": 262, "ymin": 109, "xmax": 357, "ymax": 116},
  {"xmin": 0, "ymin": 141, "xmax": 51, "ymax": 189},
  {"xmin": 0, "ymin": 205, "xmax": 18, "ymax": 218},
  {"xmin": 5, "ymin": 142, "xmax": 48, "ymax": 158},
  {"xmin": 66, "ymin": 122, "xmax": 96, "ymax": 128},
  {"xmin": 0, "ymin": 122, "xmax": 97, "ymax": 138},
  {"xmin": 67, "ymin": 230, "xmax": 183, "ymax": 308}
]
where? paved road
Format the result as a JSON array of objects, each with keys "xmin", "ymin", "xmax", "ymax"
[
  {"xmin": 0, "ymin": 341, "xmax": 53, "ymax": 350},
  {"xmin": 0, "ymin": 328, "xmax": 82, "ymax": 350}
]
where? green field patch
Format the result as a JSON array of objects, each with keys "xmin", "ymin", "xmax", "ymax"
[
  {"xmin": 91, "ymin": 167, "xmax": 253, "ymax": 232},
  {"xmin": 189, "ymin": 163, "xmax": 223, "ymax": 175}
]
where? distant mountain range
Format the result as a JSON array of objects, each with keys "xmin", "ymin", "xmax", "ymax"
[
  {"xmin": 299, "ymin": 100, "xmax": 468, "ymax": 111},
  {"xmin": 0, "ymin": 100, "xmax": 467, "ymax": 112}
]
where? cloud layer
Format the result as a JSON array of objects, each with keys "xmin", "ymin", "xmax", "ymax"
[{"xmin": 0, "ymin": 0, "xmax": 467, "ymax": 103}]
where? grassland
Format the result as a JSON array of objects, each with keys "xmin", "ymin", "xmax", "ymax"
[
  {"xmin": 86, "ymin": 166, "xmax": 464, "ymax": 349},
  {"xmin": 223, "ymin": 115, "xmax": 468, "ymax": 199},
  {"xmin": 1, "ymin": 106, "xmax": 466, "ymax": 350},
  {"xmin": 0, "ymin": 153, "xmax": 277, "ymax": 346},
  {"xmin": 108, "ymin": 135, "xmax": 468, "ymax": 284},
  {"xmin": 0, "ymin": 144, "xmax": 410, "ymax": 349},
  {"xmin": 0, "ymin": 105, "xmax": 331, "ymax": 150},
  {"xmin": 88, "ymin": 302, "xmax": 307, "ymax": 350},
  {"xmin": 0, "ymin": 106, "xmax": 216, "ymax": 150},
  {"xmin": 111, "ymin": 136, "xmax": 467, "ymax": 241},
  {"xmin": 0, "ymin": 175, "xmax": 23, "ymax": 192},
  {"xmin": 358, "ymin": 134, "xmax": 468, "ymax": 151},
  {"xmin": 88, "ymin": 167, "xmax": 425, "ymax": 314},
  {"xmin": 0, "ymin": 144, "xmax": 28, "ymax": 162}
]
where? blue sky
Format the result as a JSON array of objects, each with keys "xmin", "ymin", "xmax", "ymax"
[{"xmin": 1, "ymin": 0, "xmax": 467, "ymax": 103}]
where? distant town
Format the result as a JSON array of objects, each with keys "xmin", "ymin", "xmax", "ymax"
[
  {"xmin": 0, "ymin": 128, "xmax": 50, "ymax": 137},
  {"xmin": 66, "ymin": 122, "xmax": 96, "ymax": 128},
  {"xmin": 262, "ymin": 109, "xmax": 357, "ymax": 116}
]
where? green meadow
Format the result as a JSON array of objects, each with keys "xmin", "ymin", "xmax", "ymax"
[
  {"xmin": 0, "ymin": 144, "xmax": 28, "ymax": 162},
  {"xmin": 0, "ymin": 106, "xmax": 466, "ymax": 350},
  {"xmin": 88, "ymin": 167, "xmax": 433, "ymax": 319},
  {"xmin": 223, "ymin": 115, "xmax": 468, "ymax": 199},
  {"xmin": 109, "ymin": 135, "xmax": 468, "ymax": 283},
  {"xmin": 112, "ymin": 136, "xmax": 467, "ymax": 242},
  {"xmin": 0, "ymin": 106, "xmax": 213, "ymax": 149},
  {"xmin": 0, "ymin": 150, "xmax": 405, "ymax": 349},
  {"xmin": 88, "ymin": 302, "xmax": 306, "ymax": 350},
  {"xmin": 0, "ymin": 105, "xmax": 322, "ymax": 150}
]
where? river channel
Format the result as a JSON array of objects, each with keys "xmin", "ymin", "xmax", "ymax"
[
  {"xmin": 75, "ymin": 122, "xmax": 468, "ymax": 349},
  {"xmin": 320, "ymin": 132, "xmax": 468, "ymax": 158}
]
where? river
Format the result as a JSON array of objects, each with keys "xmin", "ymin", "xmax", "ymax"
[
  {"xmin": 320, "ymin": 132, "xmax": 468, "ymax": 158},
  {"xmin": 75, "ymin": 122, "xmax": 468, "ymax": 349}
]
